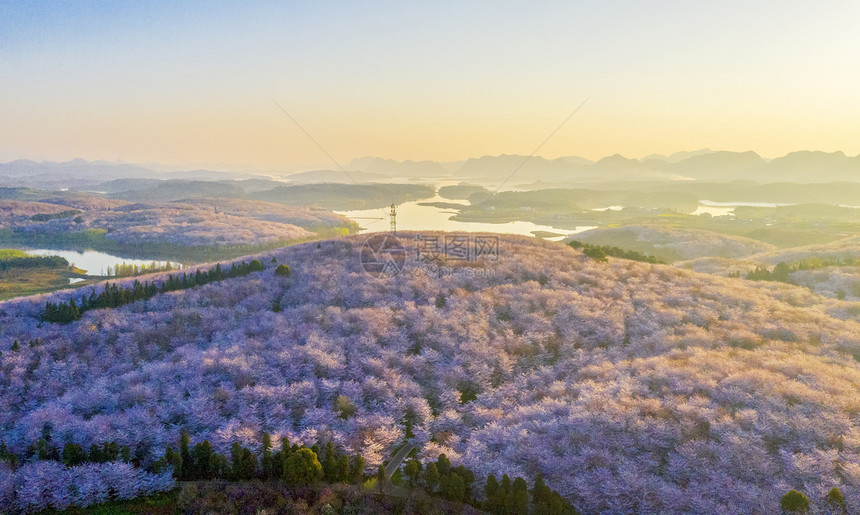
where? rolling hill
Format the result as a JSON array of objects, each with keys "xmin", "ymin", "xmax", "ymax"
[
  {"xmin": 571, "ymin": 225, "xmax": 776, "ymax": 263},
  {"xmin": 2, "ymin": 234, "xmax": 860, "ymax": 512}
]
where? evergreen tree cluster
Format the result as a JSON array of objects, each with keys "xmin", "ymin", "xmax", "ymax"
[
  {"xmin": 152, "ymin": 431, "xmax": 365, "ymax": 487},
  {"xmin": 60, "ymin": 441, "xmax": 132, "ymax": 467},
  {"xmin": 396, "ymin": 453, "xmax": 578, "ymax": 514},
  {"xmin": 3, "ymin": 338, "xmax": 41, "ymax": 356},
  {"xmin": 418, "ymin": 453, "xmax": 476, "ymax": 503},
  {"xmin": 2, "ymin": 428, "xmax": 364, "ymax": 489},
  {"xmin": 111, "ymin": 260, "xmax": 176, "ymax": 278},
  {"xmin": 41, "ymin": 259, "xmax": 266, "ymax": 323},
  {"xmin": 8, "ymin": 428, "xmax": 846, "ymax": 514},
  {"xmin": 745, "ymin": 256, "xmax": 855, "ymax": 283},
  {"xmin": 746, "ymin": 261, "xmax": 793, "ymax": 282},
  {"xmin": 780, "ymin": 487, "xmax": 849, "ymax": 514},
  {"xmin": 483, "ymin": 472, "xmax": 577, "ymax": 514},
  {"xmin": 0, "ymin": 423, "xmax": 135, "ymax": 470},
  {"xmin": 3, "ymin": 428, "xmax": 580, "ymax": 513},
  {"xmin": 568, "ymin": 240, "xmax": 662, "ymax": 264},
  {"xmin": 0, "ymin": 254, "xmax": 69, "ymax": 271}
]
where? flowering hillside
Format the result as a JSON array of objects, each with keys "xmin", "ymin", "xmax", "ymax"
[
  {"xmin": 2, "ymin": 233, "xmax": 860, "ymax": 513},
  {"xmin": 677, "ymin": 237, "xmax": 860, "ymax": 300},
  {"xmin": 0, "ymin": 200, "xmax": 77, "ymax": 226},
  {"xmin": 178, "ymin": 198, "xmax": 356, "ymax": 230},
  {"xmin": 91, "ymin": 204, "xmax": 315, "ymax": 246},
  {"xmin": 1, "ymin": 197, "xmax": 356, "ymax": 248},
  {"xmin": 747, "ymin": 236, "xmax": 860, "ymax": 266}
]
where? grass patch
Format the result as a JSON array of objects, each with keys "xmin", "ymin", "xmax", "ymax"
[
  {"xmin": 0, "ymin": 267, "xmax": 84, "ymax": 300},
  {"xmin": 0, "ymin": 248, "xmax": 28, "ymax": 259}
]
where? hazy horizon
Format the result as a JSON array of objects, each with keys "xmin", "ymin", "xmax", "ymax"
[
  {"xmin": 2, "ymin": 1, "xmax": 859, "ymax": 170},
  {"xmin": 4, "ymin": 147, "xmax": 860, "ymax": 177}
]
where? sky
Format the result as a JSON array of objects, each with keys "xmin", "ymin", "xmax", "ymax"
[{"xmin": 1, "ymin": 0, "xmax": 859, "ymax": 171}]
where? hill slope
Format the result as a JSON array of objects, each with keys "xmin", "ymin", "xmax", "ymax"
[
  {"xmin": 570, "ymin": 224, "xmax": 776, "ymax": 262},
  {"xmin": 2, "ymin": 234, "xmax": 860, "ymax": 513}
]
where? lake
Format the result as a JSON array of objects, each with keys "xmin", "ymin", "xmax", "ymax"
[
  {"xmin": 18, "ymin": 248, "xmax": 180, "ymax": 277},
  {"xmin": 694, "ymin": 200, "xmax": 795, "ymax": 217},
  {"xmin": 337, "ymin": 194, "xmax": 806, "ymax": 237},
  {"xmin": 336, "ymin": 193, "xmax": 597, "ymax": 241}
]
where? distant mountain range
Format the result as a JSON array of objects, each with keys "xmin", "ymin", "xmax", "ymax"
[
  {"xmin": 454, "ymin": 150, "xmax": 860, "ymax": 183},
  {"xmin": 283, "ymin": 169, "xmax": 390, "ymax": 184},
  {"xmin": 641, "ymin": 148, "xmax": 716, "ymax": 163},
  {"xmin": 346, "ymin": 157, "xmax": 454, "ymax": 177},
  {"xmin": 0, "ymin": 159, "xmax": 269, "ymax": 190},
  {"xmin": 279, "ymin": 150, "xmax": 860, "ymax": 183},
  {"xmin": 2, "ymin": 150, "xmax": 859, "ymax": 189}
]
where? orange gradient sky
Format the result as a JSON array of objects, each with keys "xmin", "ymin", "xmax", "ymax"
[{"xmin": 2, "ymin": 1, "xmax": 859, "ymax": 171}]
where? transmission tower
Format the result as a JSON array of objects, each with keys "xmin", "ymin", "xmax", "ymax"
[{"xmin": 389, "ymin": 203, "xmax": 397, "ymax": 234}]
